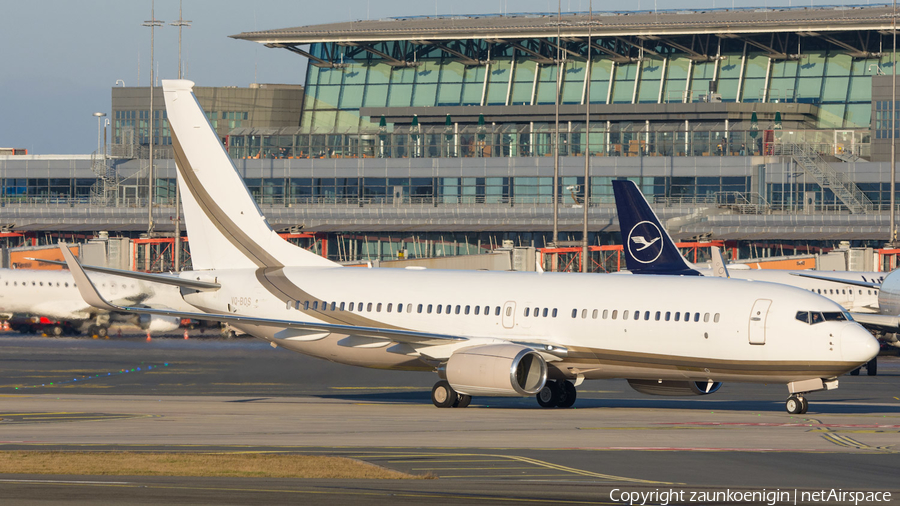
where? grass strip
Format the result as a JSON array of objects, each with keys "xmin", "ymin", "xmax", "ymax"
[{"xmin": 0, "ymin": 451, "xmax": 424, "ymax": 479}]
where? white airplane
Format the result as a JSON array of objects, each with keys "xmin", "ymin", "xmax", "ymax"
[
  {"xmin": 0, "ymin": 265, "xmax": 187, "ymax": 337},
  {"xmin": 59, "ymin": 79, "xmax": 879, "ymax": 414}
]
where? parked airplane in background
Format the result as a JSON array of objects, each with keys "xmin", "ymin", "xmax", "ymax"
[
  {"xmin": 0, "ymin": 265, "xmax": 186, "ymax": 337},
  {"xmin": 59, "ymin": 79, "xmax": 879, "ymax": 414},
  {"xmin": 612, "ymin": 179, "xmax": 893, "ymax": 375}
]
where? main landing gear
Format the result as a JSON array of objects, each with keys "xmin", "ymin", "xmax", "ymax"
[
  {"xmin": 536, "ymin": 380, "xmax": 577, "ymax": 408},
  {"xmin": 431, "ymin": 380, "xmax": 471, "ymax": 408},
  {"xmin": 785, "ymin": 394, "xmax": 809, "ymax": 415}
]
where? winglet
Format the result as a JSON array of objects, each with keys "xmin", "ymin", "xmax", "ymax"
[
  {"xmin": 59, "ymin": 243, "xmax": 120, "ymax": 312},
  {"xmin": 611, "ymin": 180, "xmax": 700, "ymax": 276},
  {"xmin": 710, "ymin": 246, "xmax": 730, "ymax": 278}
]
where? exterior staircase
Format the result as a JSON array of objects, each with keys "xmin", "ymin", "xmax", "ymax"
[{"xmin": 775, "ymin": 143, "xmax": 872, "ymax": 214}]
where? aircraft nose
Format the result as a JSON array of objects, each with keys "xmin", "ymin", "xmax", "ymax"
[{"xmin": 841, "ymin": 324, "xmax": 880, "ymax": 365}]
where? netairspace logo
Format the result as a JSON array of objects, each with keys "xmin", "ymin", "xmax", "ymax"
[{"xmin": 609, "ymin": 488, "xmax": 892, "ymax": 506}]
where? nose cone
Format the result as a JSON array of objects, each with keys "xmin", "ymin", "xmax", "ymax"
[{"xmin": 842, "ymin": 324, "xmax": 880, "ymax": 365}]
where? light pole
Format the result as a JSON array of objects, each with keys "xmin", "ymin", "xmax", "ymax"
[
  {"xmin": 143, "ymin": 0, "xmax": 163, "ymax": 236},
  {"xmin": 93, "ymin": 112, "xmax": 106, "ymax": 157},
  {"xmin": 170, "ymin": 0, "xmax": 191, "ymax": 271}
]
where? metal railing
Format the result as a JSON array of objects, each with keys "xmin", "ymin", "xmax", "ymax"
[{"xmin": 773, "ymin": 143, "xmax": 874, "ymax": 214}]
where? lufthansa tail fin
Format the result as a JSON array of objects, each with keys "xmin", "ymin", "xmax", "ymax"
[
  {"xmin": 611, "ymin": 180, "xmax": 700, "ymax": 276},
  {"xmin": 162, "ymin": 80, "xmax": 337, "ymax": 270}
]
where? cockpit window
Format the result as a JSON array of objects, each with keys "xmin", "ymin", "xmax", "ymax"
[
  {"xmin": 801, "ymin": 311, "xmax": 851, "ymax": 325},
  {"xmin": 822, "ymin": 311, "xmax": 849, "ymax": 322}
]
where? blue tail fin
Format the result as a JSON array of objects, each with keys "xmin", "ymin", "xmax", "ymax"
[{"xmin": 611, "ymin": 180, "xmax": 700, "ymax": 276}]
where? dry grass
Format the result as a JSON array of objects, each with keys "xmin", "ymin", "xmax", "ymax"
[{"xmin": 0, "ymin": 451, "xmax": 423, "ymax": 479}]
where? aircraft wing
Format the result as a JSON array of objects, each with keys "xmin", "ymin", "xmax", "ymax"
[
  {"xmin": 850, "ymin": 313, "xmax": 900, "ymax": 332},
  {"xmin": 60, "ymin": 244, "xmax": 465, "ymax": 346},
  {"xmin": 790, "ymin": 272, "xmax": 881, "ymax": 289},
  {"xmin": 29, "ymin": 257, "xmax": 220, "ymax": 291}
]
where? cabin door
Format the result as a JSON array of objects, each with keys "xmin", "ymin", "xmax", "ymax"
[
  {"xmin": 748, "ymin": 299, "xmax": 772, "ymax": 345},
  {"xmin": 502, "ymin": 301, "xmax": 516, "ymax": 329}
]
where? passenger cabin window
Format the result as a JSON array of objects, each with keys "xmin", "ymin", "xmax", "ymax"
[
  {"xmin": 312, "ymin": 301, "xmax": 319, "ymax": 310},
  {"xmin": 644, "ymin": 311, "xmax": 650, "ymax": 321},
  {"xmin": 552, "ymin": 309, "xmax": 558, "ymax": 318},
  {"xmin": 623, "ymin": 310, "xmax": 629, "ymax": 319},
  {"xmin": 611, "ymin": 310, "xmax": 617, "ymax": 320},
  {"xmin": 506, "ymin": 306, "xmax": 513, "ymax": 317},
  {"xmin": 437, "ymin": 305, "xmax": 443, "ymax": 314},
  {"xmin": 693, "ymin": 313, "xmax": 700, "ymax": 322},
  {"xmin": 417, "ymin": 304, "xmax": 423, "ymax": 313},
  {"xmin": 427, "ymin": 304, "xmax": 433, "ymax": 314},
  {"xmin": 665, "ymin": 311, "xmax": 671, "ymax": 321},
  {"xmin": 655, "ymin": 311, "xmax": 661, "ymax": 321},
  {"xmin": 348, "ymin": 302, "xmax": 354, "ymax": 311},
  {"xmin": 543, "ymin": 308, "xmax": 549, "ymax": 317},
  {"xmin": 495, "ymin": 307, "xmax": 501, "ymax": 316},
  {"xmin": 592, "ymin": 309, "xmax": 598, "ymax": 319},
  {"xmin": 634, "ymin": 311, "xmax": 640, "ymax": 321},
  {"xmin": 330, "ymin": 302, "xmax": 336, "ymax": 311},
  {"xmin": 703, "ymin": 313, "xmax": 710, "ymax": 323},
  {"xmin": 525, "ymin": 308, "xmax": 531, "ymax": 317},
  {"xmin": 340, "ymin": 302, "xmax": 345, "ymax": 311},
  {"xmin": 455, "ymin": 305, "xmax": 461, "ymax": 315},
  {"xmin": 465, "ymin": 305, "xmax": 470, "ymax": 315},
  {"xmin": 582, "ymin": 309, "xmax": 587, "ymax": 319},
  {"xmin": 367, "ymin": 303, "xmax": 373, "ymax": 312},
  {"xmin": 474, "ymin": 306, "xmax": 481, "ymax": 315},
  {"xmin": 571, "ymin": 309, "xmax": 577, "ymax": 318},
  {"xmin": 714, "ymin": 313, "xmax": 720, "ymax": 323}
]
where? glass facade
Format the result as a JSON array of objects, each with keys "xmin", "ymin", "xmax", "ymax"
[{"xmin": 300, "ymin": 37, "xmax": 888, "ymax": 134}]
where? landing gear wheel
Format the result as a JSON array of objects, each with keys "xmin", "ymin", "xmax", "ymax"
[
  {"xmin": 866, "ymin": 358, "xmax": 878, "ymax": 376},
  {"xmin": 431, "ymin": 380, "xmax": 458, "ymax": 408},
  {"xmin": 557, "ymin": 380, "xmax": 577, "ymax": 408},
  {"xmin": 850, "ymin": 367, "xmax": 860, "ymax": 376},
  {"xmin": 87, "ymin": 325, "xmax": 98, "ymax": 337},
  {"xmin": 49, "ymin": 325, "xmax": 64, "ymax": 337},
  {"xmin": 454, "ymin": 394, "xmax": 472, "ymax": 408},
  {"xmin": 536, "ymin": 382, "xmax": 560, "ymax": 408},
  {"xmin": 799, "ymin": 396, "xmax": 809, "ymax": 415},
  {"xmin": 96, "ymin": 326, "xmax": 109, "ymax": 338},
  {"xmin": 785, "ymin": 395, "xmax": 804, "ymax": 414}
]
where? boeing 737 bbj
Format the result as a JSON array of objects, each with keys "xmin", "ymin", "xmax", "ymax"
[{"xmin": 61, "ymin": 80, "xmax": 879, "ymax": 413}]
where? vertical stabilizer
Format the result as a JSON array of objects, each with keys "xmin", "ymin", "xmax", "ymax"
[
  {"xmin": 162, "ymin": 80, "xmax": 337, "ymax": 270},
  {"xmin": 611, "ymin": 180, "xmax": 699, "ymax": 276}
]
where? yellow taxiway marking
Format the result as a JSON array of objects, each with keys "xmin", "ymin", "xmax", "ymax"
[{"xmin": 375, "ymin": 452, "xmax": 670, "ymax": 484}]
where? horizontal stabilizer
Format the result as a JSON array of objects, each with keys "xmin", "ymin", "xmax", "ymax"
[
  {"xmin": 31, "ymin": 256, "xmax": 220, "ymax": 291},
  {"xmin": 60, "ymin": 244, "xmax": 464, "ymax": 346}
]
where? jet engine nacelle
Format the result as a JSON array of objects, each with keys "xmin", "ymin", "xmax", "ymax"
[
  {"xmin": 137, "ymin": 314, "xmax": 181, "ymax": 333},
  {"xmin": 627, "ymin": 379, "xmax": 723, "ymax": 396},
  {"xmin": 445, "ymin": 344, "xmax": 547, "ymax": 397}
]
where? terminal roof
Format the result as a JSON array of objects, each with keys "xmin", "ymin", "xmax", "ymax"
[{"xmin": 232, "ymin": 5, "xmax": 897, "ymax": 45}]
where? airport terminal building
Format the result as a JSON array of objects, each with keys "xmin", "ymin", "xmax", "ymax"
[{"xmin": 3, "ymin": 5, "xmax": 900, "ymax": 266}]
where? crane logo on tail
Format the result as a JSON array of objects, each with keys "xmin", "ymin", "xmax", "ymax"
[{"xmin": 626, "ymin": 221, "xmax": 664, "ymax": 264}]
